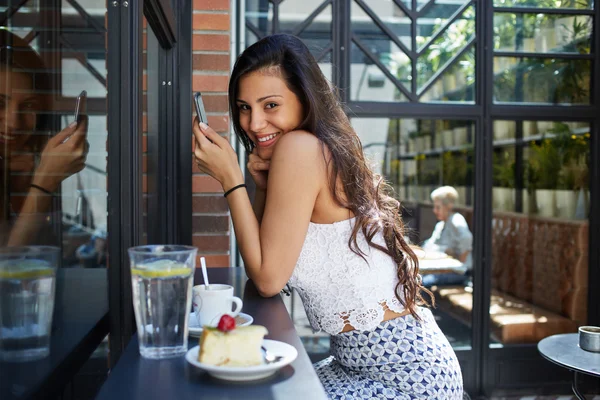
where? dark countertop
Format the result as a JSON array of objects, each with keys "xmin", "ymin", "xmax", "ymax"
[
  {"xmin": 0, "ymin": 268, "xmax": 110, "ymax": 400},
  {"xmin": 95, "ymin": 267, "xmax": 327, "ymax": 400}
]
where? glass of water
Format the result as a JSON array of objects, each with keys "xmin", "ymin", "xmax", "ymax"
[
  {"xmin": 0, "ymin": 246, "xmax": 59, "ymax": 362},
  {"xmin": 128, "ymin": 245, "xmax": 197, "ymax": 359}
]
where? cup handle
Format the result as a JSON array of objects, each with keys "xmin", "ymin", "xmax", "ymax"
[{"xmin": 229, "ymin": 296, "xmax": 243, "ymax": 318}]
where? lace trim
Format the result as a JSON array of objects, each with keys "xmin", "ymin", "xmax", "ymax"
[{"xmin": 290, "ymin": 218, "xmax": 406, "ymax": 335}]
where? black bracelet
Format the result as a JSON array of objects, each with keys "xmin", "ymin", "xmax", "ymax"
[
  {"xmin": 30, "ymin": 184, "xmax": 54, "ymax": 195},
  {"xmin": 223, "ymin": 184, "xmax": 247, "ymax": 198}
]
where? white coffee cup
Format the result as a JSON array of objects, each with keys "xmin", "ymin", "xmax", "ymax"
[{"xmin": 192, "ymin": 284, "xmax": 243, "ymax": 327}]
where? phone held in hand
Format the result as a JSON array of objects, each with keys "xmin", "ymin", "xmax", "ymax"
[
  {"xmin": 193, "ymin": 92, "xmax": 208, "ymax": 126},
  {"xmin": 74, "ymin": 90, "xmax": 87, "ymax": 125}
]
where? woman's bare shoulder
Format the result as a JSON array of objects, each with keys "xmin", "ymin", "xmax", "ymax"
[{"xmin": 271, "ymin": 130, "xmax": 326, "ymax": 163}]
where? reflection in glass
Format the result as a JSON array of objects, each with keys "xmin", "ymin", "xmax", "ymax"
[
  {"xmin": 494, "ymin": 57, "xmax": 590, "ymax": 104},
  {"xmin": 494, "ymin": 13, "xmax": 592, "ymax": 54},
  {"xmin": 491, "ymin": 120, "xmax": 589, "ymax": 347},
  {"xmin": 353, "ymin": 118, "xmax": 476, "ymax": 349},
  {"xmin": 0, "ymin": 246, "xmax": 59, "ymax": 362}
]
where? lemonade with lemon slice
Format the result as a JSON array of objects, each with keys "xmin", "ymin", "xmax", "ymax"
[
  {"xmin": 129, "ymin": 246, "xmax": 196, "ymax": 359},
  {"xmin": 0, "ymin": 251, "xmax": 57, "ymax": 362}
]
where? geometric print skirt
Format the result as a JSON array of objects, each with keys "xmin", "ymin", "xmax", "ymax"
[{"xmin": 314, "ymin": 307, "xmax": 464, "ymax": 399}]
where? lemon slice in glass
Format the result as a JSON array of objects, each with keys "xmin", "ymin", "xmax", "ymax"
[
  {"xmin": 0, "ymin": 259, "xmax": 55, "ymax": 279},
  {"xmin": 131, "ymin": 259, "xmax": 190, "ymax": 278}
]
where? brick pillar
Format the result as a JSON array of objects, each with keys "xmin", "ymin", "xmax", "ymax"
[{"xmin": 191, "ymin": 0, "xmax": 232, "ymax": 267}]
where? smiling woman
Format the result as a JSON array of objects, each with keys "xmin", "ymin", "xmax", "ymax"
[
  {"xmin": 235, "ymin": 68, "xmax": 304, "ymax": 161},
  {"xmin": 192, "ymin": 33, "xmax": 464, "ymax": 399}
]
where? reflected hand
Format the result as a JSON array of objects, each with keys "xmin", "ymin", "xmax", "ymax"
[
  {"xmin": 192, "ymin": 117, "xmax": 243, "ymax": 190},
  {"xmin": 247, "ymin": 150, "xmax": 270, "ymax": 191},
  {"xmin": 33, "ymin": 116, "xmax": 89, "ymax": 192}
]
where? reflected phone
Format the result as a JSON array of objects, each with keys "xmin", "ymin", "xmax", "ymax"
[
  {"xmin": 74, "ymin": 90, "xmax": 87, "ymax": 125},
  {"xmin": 193, "ymin": 92, "xmax": 208, "ymax": 126}
]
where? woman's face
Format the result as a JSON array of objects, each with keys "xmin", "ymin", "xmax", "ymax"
[
  {"xmin": 433, "ymin": 199, "xmax": 451, "ymax": 221},
  {"xmin": 236, "ymin": 69, "xmax": 304, "ymax": 160},
  {"xmin": 0, "ymin": 68, "xmax": 39, "ymax": 158}
]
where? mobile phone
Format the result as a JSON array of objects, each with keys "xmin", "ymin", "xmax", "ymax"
[
  {"xmin": 74, "ymin": 90, "xmax": 87, "ymax": 125},
  {"xmin": 193, "ymin": 92, "xmax": 208, "ymax": 126}
]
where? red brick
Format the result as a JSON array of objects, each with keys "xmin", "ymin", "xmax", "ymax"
[
  {"xmin": 192, "ymin": 235, "xmax": 230, "ymax": 252},
  {"xmin": 202, "ymin": 95, "xmax": 229, "ymax": 113},
  {"xmin": 142, "ymin": 135, "xmax": 147, "ymax": 152},
  {"xmin": 193, "ymin": 0, "xmax": 229, "ymax": 10},
  {"xmin": 195, "ymin": 255, "xmax": 230, "ymax": 267},
  {"xmin": 192, "ymin": 195, "xmax": 229, "ymax": 213},
  {"xmin": 193, "ymin": 13, "xmax": 230, "ymax": 31},
  {"xmin": 192, "ymin": 34, "xmax": 229, "ymax": 51},
  {"xmin": 192, "ymin": 216, "xmax": 229, "ymax": 232},
  {"xmin": 206, "ymin": 115, "xmax": 229, "ymax": 132},
  {"xmin": 193, "ymin": 54, "xmax": 230, "ymax": 72},
  {"xmin": 192, "ymin": 175, "xmax": 223, "ymax": 193},
  {"xmin": 193, "ymin": 75, "xmax": 229, "ymax": 92}
]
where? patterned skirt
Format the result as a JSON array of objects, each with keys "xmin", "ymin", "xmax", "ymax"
[{"xmin": 314, "ymin": 308, "xmax": 463, "ymax": 399}]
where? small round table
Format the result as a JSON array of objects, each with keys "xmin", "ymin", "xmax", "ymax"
[{"xmin": 538, "ymin": 333, "xmax": 600, "ymax": 400}]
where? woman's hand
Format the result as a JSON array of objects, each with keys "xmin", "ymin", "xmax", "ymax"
[
  {"xmin": 247, "ymin": 150, "xmax": 270, "ymax": 191},
  {"xmin": 33, "ymin": 116, "xmax": 89, "ymax": 192},
  {"xmin": 192, "ymin": 118, "xmax": 244, "ymax": 191}
]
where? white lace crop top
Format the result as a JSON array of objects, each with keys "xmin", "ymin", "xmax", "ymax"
[{"xmin": 288, "ymin": 217, "xmax": 406, "ymax": 335}]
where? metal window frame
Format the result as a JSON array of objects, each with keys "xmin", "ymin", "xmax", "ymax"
[
  {"xmin": 107, "ymin": 0, "xmax": 190, "ymax": 366},
  {"xmin": 107, "ymin": 0, "xmax": 144, "ymax": 366},
  {"xmin": 240, "ymin": 0, "xmax": 599, "ymax": 395}
]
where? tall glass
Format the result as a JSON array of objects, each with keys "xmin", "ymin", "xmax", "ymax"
[
  {"xmin": 0, "ymin": 246, "xmax": 59, "ymax": 362},
  {"xmin": 128, "ymin": 245, "xmax": 197, "ymax": 359}
]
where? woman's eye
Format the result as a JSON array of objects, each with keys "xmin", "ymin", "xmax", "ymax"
[
  {"xmin": 239, "ymin": 104, "xmax": 250, "ymax": 111},
  {"xmin": 265, "ymin": 103, "xmax": 278, "ymax": 109}
]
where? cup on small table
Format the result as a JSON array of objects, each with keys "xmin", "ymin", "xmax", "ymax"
[
  {"xmin": 579, "ymin": 326, "xmax": 600, "ymax": 353},
  {"xmin": 192, "ymin": 284, "xmax": 243, "ymax": 328}
]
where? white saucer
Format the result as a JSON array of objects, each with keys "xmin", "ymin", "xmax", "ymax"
[
  {"xmin": 188, "ymin": 312, "xmax": 253, "ymax": 337},
  {"xmin": 185, "ymin": 339, "xmax": 298, "ymax": 381}
]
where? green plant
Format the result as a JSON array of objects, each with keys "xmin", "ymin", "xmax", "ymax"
[{"xmin": 493, "ymin": 151, "xmax": 515, "ymax": 188}]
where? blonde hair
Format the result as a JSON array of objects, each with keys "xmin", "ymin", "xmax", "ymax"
[{"xmin": 430, "ymin": 186, "xmax": 458, "ymax": 206}]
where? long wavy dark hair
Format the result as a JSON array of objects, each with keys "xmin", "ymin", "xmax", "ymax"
[{"xmin": 229, "ymin": 34, "xmax": 431, "ymax": 318}]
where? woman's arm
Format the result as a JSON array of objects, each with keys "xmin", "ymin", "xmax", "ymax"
[
  {"xmin": 252, "ymin": 188, "xmax": 267, "ymax": 223},
  {"xmin": 194, "ymin": 125, "xmax": 322, "ymax": 296}
]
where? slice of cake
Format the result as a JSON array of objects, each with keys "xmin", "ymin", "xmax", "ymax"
[{"xmin": 198, "ymin": 315, "xmax": 268, "ymax": 367}]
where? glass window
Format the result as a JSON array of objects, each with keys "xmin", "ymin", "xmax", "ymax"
[
  {"xmin": 491, "ymin": 120, "xmax": 590, "ymax": 347},
  {"xmin": 354, "ymin": 117, "xmax": 476, "ymax": 349},
  {"xmin": 350, "ymin": 0, "xmax": 475, "ymax": 103},
  {"xmin": 245, "ymin": 0, "xmax": 333, "ymax": 81},
  {"xmin": 493, "ymin": 11, "xmax": 593, "ymax": 105},
  {"xmin": 493, "ymin": 0, "xmax": 593, "ymax": 9},
  {"xmin": 0, "ymin": 0, "xmax": 109, "ymax": 396}
]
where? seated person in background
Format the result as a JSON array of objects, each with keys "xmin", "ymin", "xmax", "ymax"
[{"xmin": 421, "ymin": 186, "xmax": 473, "ymax": 287}]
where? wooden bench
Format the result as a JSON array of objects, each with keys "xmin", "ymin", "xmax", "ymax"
[{"xmin": 433, "ymin": 208, "xmax": 588, "ymax": 344}]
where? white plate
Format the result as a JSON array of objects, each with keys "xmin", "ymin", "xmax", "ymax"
[
  {"xmin": 185, "ymin": 339, "xmax": 298, "ymax": 381},
  {"xmin": 188, "ymin": 312, "xmax": 253, "ymax": 337}
]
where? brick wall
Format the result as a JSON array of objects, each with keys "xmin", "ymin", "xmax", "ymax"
[{"xmin": 191, "ymin": 0, "xmax": 232, "ymax": 267}]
